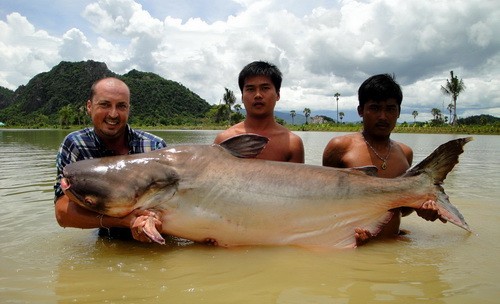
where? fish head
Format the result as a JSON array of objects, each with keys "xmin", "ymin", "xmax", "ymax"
[
  {"xmin": 60, "ymin": 175, "xmax": 124, "ymax": 215},
  {"xmin": 61, "ymin": 155, "xmax": 180, "ymax": 217}
]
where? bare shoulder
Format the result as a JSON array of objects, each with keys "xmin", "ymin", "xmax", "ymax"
[
  {"xmin": 394, "ymin": 140, "xmax": 413, "ymax": 164},
  {"xmin": 213, "ymin": 123, "xmax": 245, "ymax": 144},
  {"xmin": 283, "ymin": 127, "xmax": 304, "ymax": 163},
  {"xmin": 280, "ymin": 124, "xmax": 302, "ymax": 142},
  {"xmin": 396, "ymin": 140, "xmax": 412, "ymax": 152},
  {"xmin": 322, "ymin": 133, "xmax": 359, "ymax": 167},
  {"xmin": 261, "ymin": 123, "xmax": 298, "ymax": 142},
  {"xmin": 324, "ymin": 133, "xmax": 359, "ymax": 152}
]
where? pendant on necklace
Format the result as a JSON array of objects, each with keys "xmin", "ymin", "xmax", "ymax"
[
  {"xmin": 361, "ymin": 131, "xmax": 391, "ymax": 171},
  {"xmin": 381, "ymin": 161, "xmax": 387, "ymax": 170}
]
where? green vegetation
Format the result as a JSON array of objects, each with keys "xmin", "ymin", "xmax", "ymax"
[
  {"xmin": 122, "ymin": 70, "xmax": 210, "ymax": 126},
  {"xmin": 0, "ymin": 86, "xmax": 14, "ymax": 109},
  {"xmin": 0, "ymin": 60, "xmax": 498, "ymax": 135},
  {"xmin": 0, "ymin": 60, "xmax": 211, "ymax": 128},
  {"xmin": 287, "ymin": 118, "xmax": 499, "ymax": 135}
]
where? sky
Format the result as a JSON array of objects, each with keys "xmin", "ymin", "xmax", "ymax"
[{"xmin": 0, "ymin": 0, "xmax": 499, "ymax": 122}]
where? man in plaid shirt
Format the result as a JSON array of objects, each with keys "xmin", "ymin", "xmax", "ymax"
[{"xmin": 54, "ymin": 77, "xmax": 166, "ymax": 242}]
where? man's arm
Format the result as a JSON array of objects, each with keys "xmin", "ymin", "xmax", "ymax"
[
  {"xmin": 322, "ymin": 138, "xmax": 348, "ymax": 167},
  {"xmin": 55, "ymin": 195, "xmax": 159, "ymax": 243},
  {"xmin": 288, "ymin": 134, "xmax": 305, "ymax": 163}
]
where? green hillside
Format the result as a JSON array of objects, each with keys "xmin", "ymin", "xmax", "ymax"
[{"xmin": 0, "ymin": 60, "xmax": 211, "ymax": 127}]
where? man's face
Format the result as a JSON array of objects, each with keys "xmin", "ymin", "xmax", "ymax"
[
  {"xmin": 358, "ymin": 98, "xmax": 400, "ymax": 136},
  {"xmin": 87, "ymin": 79, "xmax": 130, "ymax": 140},
  {"xmin": 241, "ymin": 75, "xmax": 280, "ymax": 117}
]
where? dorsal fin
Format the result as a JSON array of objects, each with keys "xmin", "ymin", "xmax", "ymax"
[{"xmin": 218, "ymin": 134, "xmax": 269, "ymax": 158}]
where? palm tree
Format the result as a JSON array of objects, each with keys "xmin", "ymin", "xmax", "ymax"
[
  {"xmin": 290, "ymin": 110, "xmax": 296, "ymax": 125},
  {"xmin": 303, "ymin": 108, "xmax": 311, "ymax": 124},
  {"xmin": 431, "ymin": 107, "xmax": 442, "ymax": 120},
  {"xmin": 234, "ymin": 104, "xmax": 242, "ymax": 114},
  {"xmin": 412, "ymin": 110, "xmax": 418, "ymax": 123},
  {"xmin": 222, "ymin": 87, "xmax": 236, "ymax": 124},
  {"xmin": 339, "ymin": 112, "xmax": 345, "ymax": 124},
  {"xmin": 334, "ymin": 92, "xmax": 341, "ymax": 123},
  {"xmin": 441, "ymin": 71, "xmax": 465, "ymax": 126},
  {"xmin": 446, "ymin": 103, "xmax": 454, "ymax": 125}
]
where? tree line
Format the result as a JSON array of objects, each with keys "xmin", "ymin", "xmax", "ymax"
[
  {"xmin": 284, "ymin": 71, "xmax": 487, "ymax": 127},
  {"xmin": 0, "ymin": 60, "xmax": 212, "ymax": 128},
  {"xmin": 0, "ymin": 63, "xmax": 496, "ymax": 129}
]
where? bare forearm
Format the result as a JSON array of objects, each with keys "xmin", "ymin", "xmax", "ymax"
[
  {"xmin": 54, "ymin": 195, "xmax": 129, "ymax": 229},
  {"xmin": 55, "ymin": 195, "xmax": 163, "ymax": 243}
]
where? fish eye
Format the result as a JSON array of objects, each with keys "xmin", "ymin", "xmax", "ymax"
[{"xmin": 84, "ymin": 197, "xmax": 96, "ymax": 208}]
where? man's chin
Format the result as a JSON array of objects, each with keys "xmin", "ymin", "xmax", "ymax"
[
  {"xmin": 373, "ymin": 126, "xmax": 394, "ymax": 136},
  {"xmin": 99, "ymin": 125, "xmax": 125, "ymax": 138}
]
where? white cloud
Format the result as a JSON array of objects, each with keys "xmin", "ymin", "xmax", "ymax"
[
  {"xmin": 0, "ymin": 0, "xmax": 498, "ymax": 120},
  {"xmin": 60, "ymin": 29, "xmax": 92, "ymax": 60},
  {"xmin": 468, "ymin": 21, "xmax": 493, "ymax": 48},
  {"xmin": 0, "ymin": 12, "xmax": 60, "ymax": 88},
  {"xmin": 83, "ymin": 0, "xmax": 142, "ymax": 34}
]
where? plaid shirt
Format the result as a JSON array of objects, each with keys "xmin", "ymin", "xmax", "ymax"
[{"xmin": 54, "ymin": 125, "xmax": 167, "ymax": 200}]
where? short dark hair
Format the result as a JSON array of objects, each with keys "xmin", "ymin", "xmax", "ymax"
[
  {"xmin": 238, "ymin": 61, "xmax": 282, "ymax": 93},
  {"xmin": 358, "ymin": 74, "xmax": 403, "ymax": 107}
]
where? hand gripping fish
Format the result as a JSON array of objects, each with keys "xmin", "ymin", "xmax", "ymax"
[{"xmin": 61, "ymin": 134, "xmax": 472, "ymax": 249}]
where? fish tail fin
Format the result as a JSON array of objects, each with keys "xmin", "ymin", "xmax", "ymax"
[
  {"xmin": 404, "ymin": 137, "xmax": 473, "ymax": 183},
  {"xmin": 404, "ymin": 137, "xmax": 473, "ymax": 231},
  {"xmin": 434, "ymin": 186, "xmax": 471, "ymax": 231}
]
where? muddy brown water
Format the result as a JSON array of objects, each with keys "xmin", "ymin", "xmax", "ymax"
[{"xmin": 1, "ymin": 129, "xmax": 498, "ymax": 303}]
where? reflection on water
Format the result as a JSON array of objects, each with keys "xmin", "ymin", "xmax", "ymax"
[{"xmin": 0, "ymin": 129, "xmax": 499, "ymax": 303}]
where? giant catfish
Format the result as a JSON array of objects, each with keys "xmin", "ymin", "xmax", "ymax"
[{"xmin": 61, "ymin": 134, "xmax": 472, "ymax": 249}]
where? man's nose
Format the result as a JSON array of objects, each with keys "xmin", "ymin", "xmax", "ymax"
[
  {"xmin": 108, "ymin": 106, "xmax": 119, "ymax": 117},
  {"xmin": 254, "ymin": 88, "xmax": 263, "ymax": 98}
]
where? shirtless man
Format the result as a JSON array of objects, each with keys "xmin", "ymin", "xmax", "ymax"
[
  {"xmin": 322, "ymin": 74, "xmax": 443, "ymax": 244},
  {"xmin": 214, "ymin": 61, "xmax": 304, "ymax": 163}
]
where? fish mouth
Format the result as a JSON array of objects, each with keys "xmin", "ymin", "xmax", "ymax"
[
  {"xmin": 60, "ymin": 177, "xmax": 130, "ymax": 216},
  {"xmin": 60, "ymin": 177, "xmax": 86, "ymax": 207},
  {"xmin": 61, "ymin": 177, "xmax": 71, "ymax": 191},
  {"xmin": 65, "ymin": 188, "xmax": 85, "ymax": 207}
]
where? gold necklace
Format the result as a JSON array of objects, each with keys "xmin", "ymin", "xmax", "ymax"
[{"xmin": 361, "ymin": 132, "xmax": 392, "ymax": 170}]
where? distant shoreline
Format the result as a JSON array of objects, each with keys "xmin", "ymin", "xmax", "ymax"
[{"xmin": 2, "ymin": 124, "xmax": 498, "ymax": 135}]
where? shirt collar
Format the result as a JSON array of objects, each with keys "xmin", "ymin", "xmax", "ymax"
[{"xmin": 89, "ymin": 124, "xmax": 132, "ymax": 155}]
